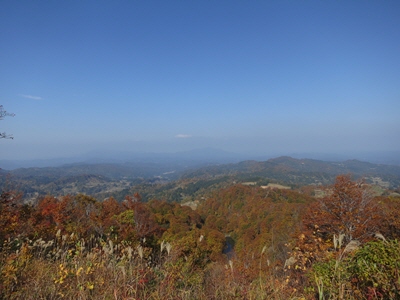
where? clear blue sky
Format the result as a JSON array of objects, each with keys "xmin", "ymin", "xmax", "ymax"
[{"xmin": 1, "ymin": 1, "xmax": 399, "ymax": 160}]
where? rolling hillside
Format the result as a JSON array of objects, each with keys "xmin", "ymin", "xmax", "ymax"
[
  {"xmin": 182, "ymin": 156, "xmax": 400, "ymax": 188},
  {"xmin": 1, "ymin": 156, "xmax": 399, "ymax": 202}
]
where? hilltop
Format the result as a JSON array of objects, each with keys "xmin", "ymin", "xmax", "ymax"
[{"xmin": 1, "ymin": 156, "xmax": 399, "ymax": 203}]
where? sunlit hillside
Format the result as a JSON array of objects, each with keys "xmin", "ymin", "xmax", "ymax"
[{"xmin": 1, "ymin": 173, "xmax": 399, "ymax": 299}]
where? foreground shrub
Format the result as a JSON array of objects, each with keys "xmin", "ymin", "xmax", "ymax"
[
  {"xmin": 310, "ymin": 239, "xmax": 400, "ymax": 300},
  {"xmin": 351, "ymin": 239, "xmax": 400, "ymax": 299}
]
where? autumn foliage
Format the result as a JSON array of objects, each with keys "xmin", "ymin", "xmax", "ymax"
[
  {"xmin": 291, "ymin": 175, "xmax": 379, "ymax": 269},
  {"xmin": 286, "ymin": 175, "xmax": 400, "ymax": 298},
  {"xmin": 0, "ymin": 175, "xmax": 399, "ymax": 299}
]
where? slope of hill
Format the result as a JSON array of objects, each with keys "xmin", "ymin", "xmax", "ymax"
[
  {"xmin": 182, "ymin": 156, "xmax": 400, "ymax": 188},
  {"xmin": 1, "ymin": 156, "xmax": 400, "ymax": 203},
  {"xmin": 0, "ymin": 156, "xmax": 223, "ymax": 201}
]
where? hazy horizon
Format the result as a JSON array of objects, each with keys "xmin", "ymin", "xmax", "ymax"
[
  {"xmin": 1, "ymin": 1, "xmax": 399, "ymax": 162},
  {"xmin": 1, "ymin": 145, "xmax": 400, "ymax": 171}
]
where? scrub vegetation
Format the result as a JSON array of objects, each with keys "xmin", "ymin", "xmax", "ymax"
[{"xmin": 1, "ymin": 175, "xmax": 399, "ymax": 299}]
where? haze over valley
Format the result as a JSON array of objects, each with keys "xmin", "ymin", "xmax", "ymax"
[
  {"xmin": 1, "ymin": 2, "xmax": 400, "ymax": 298},
  {"xmin": 2, "ymin": 152, "xmax": 400, "ymax": 204}
]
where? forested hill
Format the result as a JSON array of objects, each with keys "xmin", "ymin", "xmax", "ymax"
[
  {"xmin": 1, "ymin": 156, "xmax": 400, "ymax": 202},
  {"xmin": 182, "ymin": 156, "xmax": 400, "ymax": 188}
]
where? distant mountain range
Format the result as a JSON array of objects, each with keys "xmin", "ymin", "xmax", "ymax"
[
  {"xmin": 2, "ymin": 148, "xmax": 399, "ymax": 170},
  {"xmin": 183, "ymin": 156, "xmax": 400, "ymax": 187},
  {"xmin": 0, "ymin": 148, "xmax": 246, "ymax": 170},
  {"xmin": 1, "ymin": 154, "xmax": 399, "ymax": 203}
]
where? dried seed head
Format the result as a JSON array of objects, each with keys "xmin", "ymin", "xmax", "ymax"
[
  {"xmin": 343, "ymin": 240, "xmax": 360, "ymax": 254},
  {"xmin": 161, "ymin": 240, "xmax": 166, "ymax": 252},
  {"xmin": 165, "ymin": 242, "xmax": 172, "ymax": 256},
  {"xmin": 261, "ymin": 245, "xmax": 267, "ymax": 255},
  {"xmin": 127, "ymin": 246, "xmax": 133, "ymax": 260},
  {"xmin": 137, "ymin": 245, "xmax": 143, "ymax": 259},
  {"xmin": 338, "ymin": 233, "xmax": 345, "ymax": 248},
  {"xmin": 284, "ymin": 257, "xmax": 297, "ymax": 269},
  {"xmin": 229, "ymin": 260, "xmax": 234, "ymax": 271},
  {"xmin": 108, "ymin": 240, "xmax": 114, "ymax": 254},
  {"xmin": 374, "ymin": 232, "xmax": 387, "ymax": 243}
]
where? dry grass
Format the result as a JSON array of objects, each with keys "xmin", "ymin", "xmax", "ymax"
[{"xmin": 0, "ymin": 233, "xmax": 302, "ymax": 300}]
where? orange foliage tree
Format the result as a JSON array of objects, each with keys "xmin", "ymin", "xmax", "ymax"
[
  {"xmin": 198, "ymin": 184, "xmax": 313, "ymax": 283},
  {"xmin": 378, "ymin": 195, "xmax": 400, "ymax": 239},
  {"xmin": 288, "ymin": 174, "xmax": 381, "ymax": 287},
  {"xmin": 304, "ymin": 175, "xmax": 378, "ymax": 244}
]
